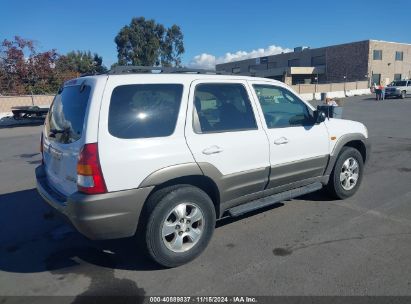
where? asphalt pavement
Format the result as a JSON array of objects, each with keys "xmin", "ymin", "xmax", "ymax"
[{"xmin": 1, "ymin": 95, "xmax": 411, "ymax": 299}]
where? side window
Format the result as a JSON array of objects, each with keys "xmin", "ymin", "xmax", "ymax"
[
  {"xmin": 108, "ymin": 84, "xmax": 183, "ymax": 139},
  {"xmin": 193, "ymin": 83, "xmax": 257, "ymax": 133},
  {"xmin": 253, "ymin": 85, "xmax": 312, "ymax": 128}
]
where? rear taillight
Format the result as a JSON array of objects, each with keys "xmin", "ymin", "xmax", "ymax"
[{"xmin": 77, "ymin": 143, "xmax": 107, "ymax": 194}]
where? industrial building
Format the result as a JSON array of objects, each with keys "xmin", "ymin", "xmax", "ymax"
[{"xmin": 216, "ymin": 40, "xmax": 411, "ymax": 86}]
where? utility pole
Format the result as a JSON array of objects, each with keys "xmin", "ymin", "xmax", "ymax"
[{"xmin": 343, "ymin": 75, "xmax": 347, "ymax": 96}]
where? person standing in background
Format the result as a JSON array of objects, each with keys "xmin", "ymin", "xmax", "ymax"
[
  {"xmin": 375, "ymin": 83, "xmax": 382, "ymax": 100},
  {"xmin": 380, "ymin": 81, "xmax": 385, "ymax": 100},
  {"xmin": 325, "ymin": 97, "xmax": 338, "ymax": 106}
]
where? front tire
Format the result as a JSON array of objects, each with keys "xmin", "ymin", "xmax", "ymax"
[
  {"xmin": 327, "ymin": 147, "xmax": 364, "ymax": 199},
  {"xmin": 144, "ymin": 185, "xmax": 216, "ymax": 268},
  {"xmin": 400, "ymin": 91, "xmax": 406, "ymax": 99}
]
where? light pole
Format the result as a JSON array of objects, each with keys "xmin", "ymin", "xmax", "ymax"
[{"xmin": 343, "ymin": 75, "xmax": 347, "ymax": 95}]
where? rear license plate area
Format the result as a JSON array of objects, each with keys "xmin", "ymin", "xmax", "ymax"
[{"xmin": 48, "ymin": 146, "xmax": 62, "ymax": 174}]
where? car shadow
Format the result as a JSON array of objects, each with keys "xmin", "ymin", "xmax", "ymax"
[
  {"xmin": 0, "ymin": 117, "xmax": 45, "ymax": 129},
  {"xmin": 0, "ymin": 188, "xmax": 161, "ymax": 274},
  {"xmin": 0, "ymin": 187, "xmax": 332, "ymax": 275},
  {"xmin": 217, "ymin": 189, "xmax": 334, "ymax": 227},
  {"xmin": 298, "ymin": 189, "xmax": 334, "ymax": 202}
]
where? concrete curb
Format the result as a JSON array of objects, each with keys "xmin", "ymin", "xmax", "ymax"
[{"xmin": 300, "ymin": 89, "xmax": 372, "ymax": 101}]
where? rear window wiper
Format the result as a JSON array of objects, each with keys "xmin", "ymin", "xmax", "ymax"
[{"xmin": 49, "ymin": 128, "xmax": 70, "ymax": 137}]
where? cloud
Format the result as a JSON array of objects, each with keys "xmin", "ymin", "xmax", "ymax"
[
  {"xmin": 188, "ymin": 45, "xmax": 292, "ymax": 69},
  {"xmin": 188, "ymin": 53, "xmax": 217, "ymax": 70}
]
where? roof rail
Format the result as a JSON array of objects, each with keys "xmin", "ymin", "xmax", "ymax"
[
  {"xmin": 107, "ymin": 65, "xmax": 230, "ymax": 75},
  {"xmin": 79, "ymin": 72, "xmax": 99, "ymax": 77}
]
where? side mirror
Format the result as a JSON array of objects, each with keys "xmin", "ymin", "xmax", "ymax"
[{"xmin": 314, "ymin": 110, "xmax": 327, "ymax": 123}]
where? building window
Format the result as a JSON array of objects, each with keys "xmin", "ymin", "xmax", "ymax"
[
  {"xmin": 395, "ymin": 51, "xmax": 403, "ymax": 61},
  {"xmin": 394, "ymin": 74, "xmax": 402, "ymax": 81},
  {"xmin": 311, "ymin": 55, "xmax": 325, "ymax": 66},
  {"xmin": 260, "ymin": 57, "xmax": 269, "ymax": 64},
  {"xmin": 232, "ymin": 67, "xmax": 241, "ymax": 74},
  {"xmin": 288, "ymin": 58, "xmax": 300, "ymax": 67},
  {"xmin": 373, "ymin": 50, "xmax": 382, "ymax": 60},
  {"xmin": 372, "ymin": 74, "xmax": 381, "ymax": 85},
  {"xmin": 249, "ymin": 64, "xmax": 267, "ymax": 72}
]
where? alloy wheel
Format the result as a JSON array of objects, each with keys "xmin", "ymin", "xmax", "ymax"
[
  {"xmin": 340, "ymin": 157, "xmax": 360, "ymax": 191},
  {"xmin": 161, "ymin": 203, "xmax": 204, "ymax": 253}
]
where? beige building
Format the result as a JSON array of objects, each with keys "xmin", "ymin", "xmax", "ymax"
[{"xmin": 216, "ymin": 40, "xmax": 411, "ymax": 86}]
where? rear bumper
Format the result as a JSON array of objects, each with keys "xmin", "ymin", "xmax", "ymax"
[{"xmin": 35, "ymin": 165, "xmax": 154, "ymax": 240}]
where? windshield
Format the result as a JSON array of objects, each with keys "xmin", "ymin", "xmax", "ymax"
[
  {"xmin": 45, "ymin": 84, "xmax": 91, "ymax": 144},
  {"xmin": 390, "ymin": 81, "xmax": 407, "ymax": 87}
]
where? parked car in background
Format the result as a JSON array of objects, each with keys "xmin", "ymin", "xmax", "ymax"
[
  {"xmin": 36, "ymin": 66, "xmax": 370, "ymax": 267},
  {"xmin": 385, "ymin": 79, "xmax": 411, "ymax": 99}
]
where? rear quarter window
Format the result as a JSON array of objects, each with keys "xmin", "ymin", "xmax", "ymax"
[{"xmin": 108, "ymin": 84, "xmax": 183, "ymax": 139}]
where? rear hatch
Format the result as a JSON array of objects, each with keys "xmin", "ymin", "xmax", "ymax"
[{"xmin": 42, "ymin": 80, "xmax": 92, "ymax": 197}]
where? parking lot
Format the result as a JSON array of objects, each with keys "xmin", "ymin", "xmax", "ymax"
[{"xmin": 1, "ymin": 95, "xmax": 411, "ymax": 299}]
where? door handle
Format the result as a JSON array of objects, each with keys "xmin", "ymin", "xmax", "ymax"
[
  {"xmin": 202, "ymin": 145, "xmax": 224, "ymax": 155},
  {"xmin": 274, "ymin": 137, "xmax": 289, "ymax": 145}
]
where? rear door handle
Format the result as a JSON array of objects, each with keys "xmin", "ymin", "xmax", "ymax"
[
  {"xmin": 202, "ymin": 145, "xmax": 224, "ymax": 155},
  {"xmin": 274, "ymin": 137, "xmax": 289, "ymax": 145}
]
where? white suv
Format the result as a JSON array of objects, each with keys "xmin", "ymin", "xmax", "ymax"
[
  {"xmin": 385, "ymin": 79, "xmax": 411, "ymax": 99},
  {"xmin": 36, "ymin": 67, "xmax": 370, "ymax": 267}
]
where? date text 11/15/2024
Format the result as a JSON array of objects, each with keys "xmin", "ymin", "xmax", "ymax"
[{"xmin": 149, "ymin": 296, "xmax": 258, "ymax": 303}]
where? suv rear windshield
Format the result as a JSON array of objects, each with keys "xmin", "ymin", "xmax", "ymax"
[
  {"xmin": 45, "ymin": 84, "xmax": 91, "ymax": 144},
  {"xmin": 108, "ymin": 84, "xmax": 183, "ymax": 139}
]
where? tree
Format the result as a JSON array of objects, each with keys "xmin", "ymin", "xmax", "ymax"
[
  {"xmin": 115, "ymin": 17, "xmax": 185, "ymax": 67},
  {"xmin": 56, "ymin": 50, "xmax": 108, "ymax": 75},
  {"xmin": 0, "ymin": 37, "xmax": 109, "ymax": 95},
  {"xmin": 0, "ymin": 36, "xmax": 59, "ymax": 94},
  {"xmin": 160, "ymin": 25, "xmax": 184, "ymax": 67}
]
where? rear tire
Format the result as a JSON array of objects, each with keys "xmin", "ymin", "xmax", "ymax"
[
  {"xmin": 326, "ymin": 147, "xmax": 364, "ymax": 199},
  {"xmin": 144, "ymin": 185, "xmax": 216, "ymax": 268}
]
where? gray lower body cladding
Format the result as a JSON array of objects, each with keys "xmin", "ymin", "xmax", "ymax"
[
  {"xmin": 324, "ymin": 134, "xmax": 370, "ymax": 178},
  {"xmin": 228, "ymin": 182, "xmax": 323, "ymax": 217},
  {"xmin": 36, "ymin": 165, "xmax": 154, "ymax": 240},
  {"xmin": 267, "ymin": 155, "xmax": 329, "ymax": 188},
  {"xmin": 198, "ymin": 156, "xmax": 329, "ymax": 215}
]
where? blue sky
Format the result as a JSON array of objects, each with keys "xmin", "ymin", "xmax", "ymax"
[{"xmin": 1, "ymin": 0, "xmax": 410, "ymax": 68}]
